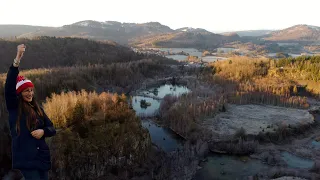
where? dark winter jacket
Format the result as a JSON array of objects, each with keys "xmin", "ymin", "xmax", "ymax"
[{"xmin": 4, "ymin": 65, "xmax": 56, "ymax": 171}]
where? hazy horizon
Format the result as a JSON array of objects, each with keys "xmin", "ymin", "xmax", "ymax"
[{"xmin": 0, "ymin": 0, "xmax": 319, "ymax": 32}]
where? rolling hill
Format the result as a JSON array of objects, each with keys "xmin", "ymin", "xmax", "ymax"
[
  {"xmin": 2, "ymin": 21, "xmax": 319, "ymax": 49},
  {"xmin": 131, "ymin": 31, "xmax": 240, "ymax": 49},
  {"xmin": 264, "ymin": 24, "xmax": 320, "ymax": 42},
  {"xmin": 1, "ymin": 21, "xmax": 175, "ymax": 45},
  {"xmin": 0, "ymin": 20, "xmax": 240, "ymax": 48},
  {"xmin": 221, "ymin": 30, "xmax": 273, "ymax": 37},
  {"xmin": 0, "ymin": 25, "xmax": 55, "ymax": 38}
]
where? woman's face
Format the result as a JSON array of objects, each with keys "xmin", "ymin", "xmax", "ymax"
[{"xmin": 21, "ymin": 87, "xmax": 34, "ymax": 102}]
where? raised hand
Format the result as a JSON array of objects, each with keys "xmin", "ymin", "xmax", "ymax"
[{"xmin": 16, "ymin": 44, "xmax": 26, "ymax": 61}]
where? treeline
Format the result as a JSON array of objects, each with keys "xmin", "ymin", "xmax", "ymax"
[
  {"xmin": 210, "ymin": 55, "xmax": 320, "ymax": 84},
  {"xmin": 275, "ymin": 55, "xmax": 320, "ymax": 81},
  {"xmin": 209, "ymin": 56, "xmax": 320, "ymax": 105},
  {"xmin": 231, "ymin": 80, "xmax": 309, "ymax": 108},
  {"xmin": 211, "ymin": 57, "xmax": 270, "ymax": 82},
  {"xmin": 229, "ymin": 91, "xmax": 309, "ymax": 109},
  {"xmin": 0, "ymin": 36, "xmax": 170, "ymax": 73}
]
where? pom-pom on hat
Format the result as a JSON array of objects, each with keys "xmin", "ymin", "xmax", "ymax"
[{"xmin": 16, "ymin": 76, "xmax": 34, "ymax": 94}]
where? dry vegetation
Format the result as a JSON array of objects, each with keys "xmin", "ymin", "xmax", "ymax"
[
  {"xmin": 43, "ymin": 90, "xmax": 206, "ymax": 180},
  {"xmin": 43, "ymin": 90, "xmax": 152, "ymax": 179},
  {"xmin": 210, "ymin": 56, "xmax": 316, "ymax": 107},
  {"xmin": 159, "ymin": 90, "xmax": 226, "ymax": 141}
]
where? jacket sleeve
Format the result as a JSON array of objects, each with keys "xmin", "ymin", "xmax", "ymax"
[
  {"xmin": 41, "ymin": 108, "xmax": 56, "ymax": 137},
  {"xmin": 5, "ymin": 64, "xmax": 19, "ymax": 110}
]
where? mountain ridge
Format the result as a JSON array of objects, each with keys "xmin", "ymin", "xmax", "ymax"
[
  {"xmin": 264, "ymin": 24, "xmax": 320, "ymax": 42},
  {"xmin": 0, "ymin": 20, "xmax": 240, "ymax": 48},
  {"xmin": 1, "ymin": 21, "xmax": 320, "ymax": 48},
  {"xmin": 220, "ymin": 30, "xmax": 273, "ymax": 37}
]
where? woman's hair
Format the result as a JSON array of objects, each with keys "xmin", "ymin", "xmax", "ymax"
[{"xmin": 16, "ymin": 92, "xmax": 44, "ymax": 135}]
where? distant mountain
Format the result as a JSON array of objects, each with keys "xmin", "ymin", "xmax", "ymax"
[
  {"xmin": 2, "ymin": 20, "xmax": 175, "ymax": 45},
  {"xmin": 2, "ymin": 22, "xmax": 320, "ymax": 47},
  {"xmin": 264, "ymin": 25, "xmax": 320, "ymax": 42},
  {"xmin": 176, "ymin": 27, "xmax": 210, "ymax": 33},
  {"xmin": 221, "ymin": 30, "xmax": 273, "ymax": 37},
  {"xmin": 0, "ymin": 20, "xmax": 240, "ymax": 48},
  {"xmin": 0, "ymin": 25, "xmax": 55, "ymax": 38},
  {"xmin": 131, "ymin": 31, "xmax": 240, "ymax": 49},
  {"xmin": 221, "ymin": 32, "xmax": 240, "ymax": 37}
]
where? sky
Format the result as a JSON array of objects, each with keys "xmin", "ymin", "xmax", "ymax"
[{"xmin": 0, "ymin": 0, "xmax": 319, "ymax": 32}]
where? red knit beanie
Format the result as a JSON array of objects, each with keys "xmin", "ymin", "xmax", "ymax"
[{"xmin": 16, "ymin": 76, "xmax": 34, "ymax": 94}]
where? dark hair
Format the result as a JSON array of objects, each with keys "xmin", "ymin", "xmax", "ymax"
[{"xmin": 16, "ymin": 92, "xmax": 44, "ymax": 135}]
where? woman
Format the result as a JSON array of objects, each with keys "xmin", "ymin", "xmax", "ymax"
[{"xmin": 5, "ymin": 44, "xmax": 56, "ymax": 180}]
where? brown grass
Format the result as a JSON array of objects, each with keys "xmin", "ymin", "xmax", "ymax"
[
  {"xmin": 44, "ymin": 90, "xmax": 151, "ymax": 179},
  {"xmin": 208, "ymin": 57, "xmax": 312, "ymax": 108}
]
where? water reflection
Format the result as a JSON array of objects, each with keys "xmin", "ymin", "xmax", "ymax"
[
  {"xmin": 141, "ymin": 120, "xmax": 184, "ymax": 152},
  {"xmin": 131, "ymin": 96, "xmax": 160, "ymax": 117},
  {"xmin": 131, "ymin": 84, "xmax": 191, "ymax": 152},
  {"xmin": 141, "ymin": 84, "xmax": 190, "ymax": 99}
]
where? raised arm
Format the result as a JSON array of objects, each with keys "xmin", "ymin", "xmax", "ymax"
[
  {"xmin": 4, "ymin": 44, "xmax": 26, "ymax": 110},
  {"xmin": 5, "ymin": 64, "xmax": 19, "ymax": 110}
]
